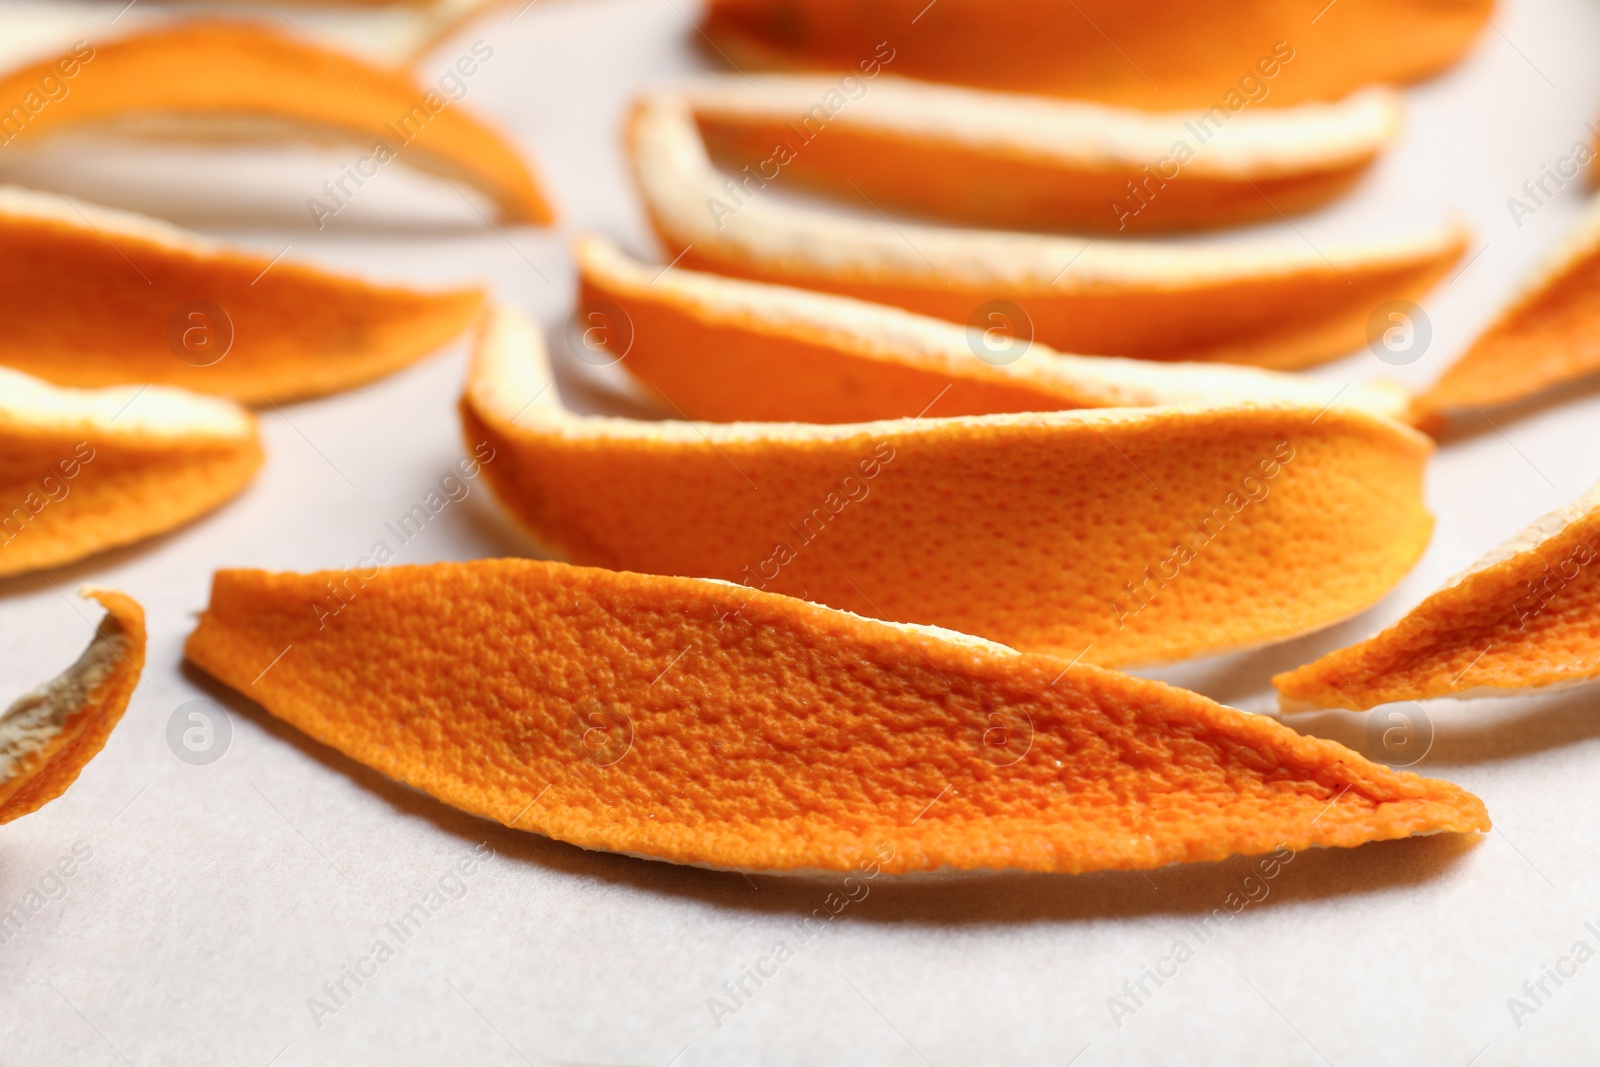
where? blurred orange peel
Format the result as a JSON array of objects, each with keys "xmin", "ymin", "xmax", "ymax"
[
  {"xmin": 0, "ymin": 589, "xmax": 144, "ymax": 824},
  {"xmin": 1417, "ymin": 198, "xmax": 1600, "ymax": 417},
  {"xmin": 575, "ymin": 234, "xmax": 1417, "ymax": 424},
  {"xmin": 0, "ymin": 186, "xmax": 485, "ymax": 403},
  {"xmin": 1276, "ymin": 479, "xmax": 1600, "ymax": 711},
  {"xmin": 0, "ymin": 367, "xmax": 262, "ymax": 578},
  {"xmin": 699, "ymin": 0, "xmax": 1492, "ymax": 110},
  {"xmin": 628, "ymin": 92, "xmax": 1467, "ymax": 368},
  {"xmin": 461, "ymin": 303, "xmax": 1435, "ymax": 668},
  {"xmin": 0, "ymin": 20, "xmax": 554, "ymax": 225},
  {"xmin": 683, "ymin": 75, "xmax": 1403, "ymax": 233},
  {"xmin": 183, "ymin": 560, "xmax": 1489, "ymax": 873}
]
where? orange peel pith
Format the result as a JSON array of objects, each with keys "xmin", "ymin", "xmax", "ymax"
[
  {"xmin": 628, "ymin": 92, "xmax": 1467, "ymax": 368},
  {"xmin": 0, "ymin": 588, "xmax": 144, "ymax": 824},
  {"xmin": 463, "ymin": 305, "xmax": 1435, "ymax": 668},
  {"xmin": 701, "ymin": 0, "xmax": 1490, "ymax": 110},
  {"xmin": 1417, "ymin": 197, "xmax": 1600, "ymax": 416},
  {"xmin": 0, "ymin": 186, "xmax": 484, "ymax": 403},
  {"xmin": 0, "ymin": 20, "xmax": 554, "ymax": 224},
  {"xmin": 575, "ymin": 234, "xmax": 1416, "ymax": 425},
  {"xmin": 1276, "ymin": 480, "xmax": 1600, "ymax": 711},
  {"xmin": 685, "ymin": 76, "xmax": 1401, "ymax": 233},
  {"xmin": 0, "ymin": 368, "xmax": 262, "ymax": 578},
  {"xmin": 183, "ymin": 560, "xmax": 1488, "ymax": 873}
]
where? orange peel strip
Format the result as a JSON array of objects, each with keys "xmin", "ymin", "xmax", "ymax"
[
  {"xmin": 0, "ymin": 20, "xmax": 554, "ymax": 224},
  {"xmin": 0, "ymin": 367, "xmax": 262, "ymax": 578},
  {"xmin": 0, "ymin": 588, "xmax": 144, "ymax": 824},
  {"xmin": 183, "ymin": 559, "xmax": 1488, "ymax": 873},
  {"xmin": 628, "ymin": 93, "xmax": 1467, "ymax": 369},
  {"xmin": 1416, "ymin": 198, "xmax": 1600, "ymax": 417},
  {"xmin": 1276, "ymin": 480, "xmax": 1600, "ymax": 711},
  {"xmin": 0, "ymin": 186, "xmax": 484, "ymax": 403},
  {"xmin": 462, "ymin": 304, "xmax": 1435, "ymax": 668},
  {"xmin": 576, "ymin": 233, "xmax": 1416, "ymax": 425},
  {"xmin": 684, "ymin": 76, "xmax": 1401, "ymax": 234},
  {"xmin": 701, "ymin": 0, "xmax": 1491, "ymax": 110}
]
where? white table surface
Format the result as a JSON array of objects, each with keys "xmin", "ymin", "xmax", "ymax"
[{"xmin": 2, "ymin": 0, "xmax": 1600, "ymax": 1063}]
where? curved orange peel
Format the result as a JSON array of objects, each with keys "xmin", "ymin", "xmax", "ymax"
[
  {"xmin": 628, "ymin": 93, "xmax": 1467, "ymax": 368},
  {"xmin": 0, "ymin": 368, "xmax": 262, "ymax": 578},
  {"xmin": 183, "ymin": 559, "xmax": 1488, "ymax": 873},
  {"xmin": 1416, "ymin": 199, "xmax": 1600, "ymax": 417},
  {"xmin": 1, "ymin": 588, "xmax": 144, "ymax": 824},
  {"xmin": 0, "ymin": 186, "xmax": 484, "ymax": 403},
  {"xmin": 684, "ymin": 76, "xmax": 1401, "ymax": 233},
  {"xmin": 1276, "ymin": 480, "xmax": 1600, "ymax": 711},
  {"xmin": 575, "ymin": 233, "xmax": 1416, "ymax": 424},
  {"xmin": 0, "ymin": 20, "xmax": 554, "ymax": 225},
  {"xmin": 701, "ymin": 0, "xmax": 1491, "ymax": 110},
  {"xmin": 462, "ymin": 304, "xmax": 1435, "ymax": 668}
]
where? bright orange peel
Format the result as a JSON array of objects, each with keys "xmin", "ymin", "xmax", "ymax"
[
  {"xmin": 1, "ymin": 588, "xmax": 144, "ymax": 824},
  {"xmin": 0, "ymin": 186, "xmax": 484, "ymax": 403},
  {"xmin": 0, "ymin": 367, "xmax": 262, "ymax": 578},
  {"xmin": 684, "ymin": 76, "xmax": 1402, "ymax": 233},
  {"xmin": 462, "ymin": 304, "xmax": 1435, "ymax": 668},
  {"xmin": 1276, "ymin": 480, "xmax": 1600, "ymax": 711},
  {"xmin": 0, "ymin": 20, "xmax": 553, "ymax": 224},
  {"xmin": 183, "ymin": 559, "xmax": 1489, "ymax": 873},
  {"xmin": 701, "ymin": 0, "xmax": 1491, "ymax": 110},
  {"xmin": 575, "ymin": 233, "xmax": 1416, "ymax": 424},
  {"xmin": 628, "ymin": 92, "xmax": 1467, "ymax": 368},
  {"xmin": 1417, "ymin": 200, "xmax": 1600, "ymax": 417}
]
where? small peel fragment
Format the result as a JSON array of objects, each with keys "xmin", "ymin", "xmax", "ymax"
[
  {"xmin": 0, "ymin": 589, "xmax": 144, "ymax": 824},
  {"xmin": 576, "ymin": 233, "xmax": 1417, "ymax": 424},
  {"xmin": 183, "ymin": 560, "xmax": 1489, "ymax": 873},
  {"xmin": 685, "ymin": 76, "xmax": 1401, "ymax": 233},
  {"xmin": 1276, "ymin": 479, "xmax": 1600, "ymax": 712},
  {"xmin": 0, "ymin": 368, "xmax": 262, "ymax": 578},
  {"xmin": 463, "ymin": 304, "xmax": 1435, "ymax": 668},
  {"xmin": 0, "ymin": 20, "xmax": 554, "ymax": 225},
  {"xmin": 628, "ymin": 92, "xmax": 1467, "ymax": 368},
  {"xmin": 1416, "ymin": 197, "xmax": 1600, "ymax": 417},
  {"xmin": 700, "ymin": 0, "xmax": 1491, "ymax": 110},
  {"xmin": 0, "ymin": 186, "xmax": 484, "ymax": 403}
]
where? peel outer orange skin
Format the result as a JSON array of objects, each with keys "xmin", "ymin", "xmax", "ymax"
[
  {"xmin": 695, "ymin": 113, "xmax": 1374, "ymax": 236},
  {"xmin": 576, "ymin": 272, "xmax": 1066, "ymax": 424},
  {"xmin": 1416, "ymin": 228, "xmax": 1600, "ymax": 415},
  {"xmin": 0, "ymin": 589, "xmax": 145, "ymax": 824},
  {"xmin": 463, "ymin": 351, "xmax": 1435, "ymax": 668},
  {"xmin": 183, "ymin": 561, "xmax": 1487, "ymax": 873},
  {"xmin": 0, "ymin": 414, "xmax": 263, "ymax": 578},
  {"xmin": 0, "ymin": 201, "xmax": 486, "ymax": 403},
  {"xmin": 662, "ymin": 227, "xmax": 1465, "ymax": 370},
  {"xmin": 0, "ymin": 21, "xmax": 554, "ymax": 225},
  {"xmin": 701, "ymin": 0, "xmax": 1490, "ymax": 110},
  {"xmin": 1275, "ymin": 512, "xmax": 1600, "ymax": 711}
]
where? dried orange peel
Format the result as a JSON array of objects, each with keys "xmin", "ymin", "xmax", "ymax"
[
  {"xmin": 183, "ymin": 559, "xmax": 1488, "ymax": 873},
  {"xmin": 576, "ymin": 233, "xmax": 1416, "ymax": 424},
  {"xmin": 462, "ymin": 304, "xmax": 1434, "ymax": 668},
  {"xmin": 684, "ymin": 76, "xmax": 1401, "ymax": 233},
  {"xmin": 701, "ymin": 0, "xmax": 1490, "ymax": 110},
  {"xmin": 0, "ymin": 186, "xmax": 484, "ymax": 403},
  {"xmin": 0, "ymin": 368, "xmax": 262, "ymax": 578},
  {"xmin": 1276, "ymin": 480, "xmax": 1600, "ymax": 711},
  {"xmin": 1, "ymin": 589, "xmax": 144, "ymax": 824},
  {"xmin": 628, "ymin": 93, "xmax": 1467, "ymax": 368},
  {"xmin": 0, "ymin": 20, "xmax": 553, "ymax": 225},
  {"xmin": 1416, "ymin": 198, "xmax": 1600, "ymax": 417}
]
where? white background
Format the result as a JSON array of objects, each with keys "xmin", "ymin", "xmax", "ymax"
[{"xmin": 2, "ymin": 0, "xmax": 1599, "ymax": 1063}]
